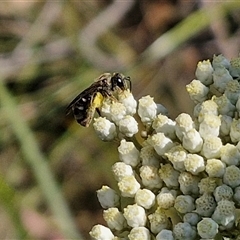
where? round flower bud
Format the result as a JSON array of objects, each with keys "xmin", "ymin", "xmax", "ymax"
[
  {"xmin": 103, "ymin": 207, "xmax": 126, "ymax": 231},
  {"xmin": 148, "ymin": 207, "xmax": 171, "ymax": 234},
  {"xmin": 89, "ymin": 224, "xmax": 114, "ymax": 240},
  {"xmin": 212, "ymin": 200, "xmax": 235, "ymax": 227},
  {"xmin": 140, "ymin": 165, "xmax": 163, "ymax": 189},
  {"xmin": 233, "ymin": 186, "xmax": 240, "ymax": 206},
  {"xmin": 178, "ymin": 172, "xmax": 200, "ymax": 195},
  {"xmin": 186, "ymin": 79, "xmax": 209, "ymax": 103},
  {"xmin": 112, "ymin": 162, "xmax": 133, "ymax": 181},
  {"xmin": 165, "ymin": 144, "xmax": 187, "ymax": 172},
  {"xmin": 183, "ymin": 212, "xmax": 201, "ymax": 226},
  {"xmin": 159, "ymin": 164, "xmax": 180, "ymax": 188},
  {"xmin": 97, "ymin": 186, "xmax": 120, "ymax": 209},
  {"xmin": 212, "ymin": 65, "xmax": 233, "ymax": 93},
  {"xmin": 198, "ymin": 177, "xmax": 218, "ymax": 194},
  {"xmin": 174, "ymin": 195, "xmax": 195, "ymax": 214},
  {"xmin": 195, "ymin": 59, "xmax": 213, "ymax": 85},
  {"xmin": 184, "ymin": 154, "xmax": 205, "ymax": 175},
  {"xmin": 197, "ymin": 218, "xmax": 218, "ymax": 239},
  {"xmin": 118, "ymin": 139, "xmax": 140, "ymax": 167},
  {"xmin": 199, "ymin": 114, "xmax": 221, "ymax": 138},
  {"xmin": 175, "ymin": 113, "xmax": 194, "ymax": 141},
  {"xmin": 195, "ymin": 193, "xmax": 216, "ymax": 217},
  {"xmin": 135, "ymin": 189, "xmax": 156, "ymax": 209},
  {"xmin": 230, "ymin": 119, "xmax": 240, "ymax": 143},
  {"xmin": 229, "ymin": 56, "xmax": 240, "ymax": 78},
  {"xmin": 118, "ymin": 115, "xmax": 138, "ymax": 137},
  {"xmin": 138, "ymin": 95, "xmax": 157, "ymax": 125},
  {"xmin": 212, "ymin": 94, "xmax": 235, "ymax": 117},
  {"xmin": 118, "ymin": 175, "xmax": 140, "ymax": 197},
  {"xmin": 212, "ymin": 54, "xmax": 230, "ymax": 69},
  {"xmin": 148, "ymin": 133, "xmax": 175, "ymax": 157},
  {"xmin": 109, "ymin": 101, "xmax": 127, "ymax": 124},
  {"xmin": 123, "ymin": 204, "xmax": 147, "ymax": 228},
  {"xmin": 213, "ymin": 184, "xmax": 233, "ymax": 202},
  {"xmin": 219, "ymin": 115, "xmax": 232, "ymax": 138},
  {"xmin": 156, "ymin": 229, "xmax": 174, "ymax": 240},
  {"xmin": 152, "ymin": 114, "xmax": 176, "ymax": 139},
  {"xmin": 156, "ymin": 187, "xmax": 177, "ymax": 210},
  {"xmin": 205, "ymin": 159, "xmax": 226, "ymax": 178},
  {"xmin": 182, "ymin": 128, "xmax": 203, "ymax": 153},
  {"xmin": 197, "ymin": 100, "xmax": 218, "ymax": 123},
  {"xmin": 220, "ymin": 143, "xmax": 240, "ymax": 166},
  {"xmin": 223, "ymin": 165, "xmax": 240, "ymax": 188},
  {"xmin": 93, "ymin": 117, "xmax": 117, "ymax": 141},
  {"xmin": 173, "ymin": 222, "xmax": 197, "ymax": 240},
  {"xmin": 201, "ymin": 135, "xmax": 222, "ymax": 159},
  {"xmin": 118, "ymin": 90, "xmax": 137, "ymax": 116},
  {"xmin": 140, "ymin": 145, "xmax": 159, "ymax": 167},
  {"xmin": 128, "ymin": 227, "xmax": 150, "ymax": 240},
  {"xmin": 225, "ymin": 79, "xmax": 240, "ymax": 104}
]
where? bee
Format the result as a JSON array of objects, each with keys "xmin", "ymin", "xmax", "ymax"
[{"xmin": 66, "ymin": 73, "xmax": 131, "ymax": 127}]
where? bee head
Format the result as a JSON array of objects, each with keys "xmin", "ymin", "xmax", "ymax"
[{"xmin": 111, "ymin": 73, "xmax": 131, "ymax": 91}]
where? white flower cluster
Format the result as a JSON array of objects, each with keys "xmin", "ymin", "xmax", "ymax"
[{"xmin": 90, "ymin": 55, "xmax": 240, "ymax": 240}]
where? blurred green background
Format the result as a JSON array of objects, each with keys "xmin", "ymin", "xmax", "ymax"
[{"xmin": 0, "ymin": 1, "xmax": 240, "ymax": 239}]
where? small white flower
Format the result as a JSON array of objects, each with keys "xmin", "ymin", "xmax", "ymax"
[
  {"xmin": 148, "ymin": 132, "xmax": 175, "ymax": 157},
  {"xmin": 97, "ymin": 186, "xmax": 120, "ymax": 209},
  {"xmin": 123, "ymin": 204, "xmax": 147, "ymax": 227},
  {"xmin": 118, "ymin": 115, "xmax": 138, "ymax": 137},
  {"xmin": 89, "ymin": 224, "xmax": 114, "ymax": 240},
  {"xmin": 186, "ymin": 79, "xmax": 209, "ymax": 103},
  {"xmin": 183, "ymin": 212, "xmax": 201, "ymax": 226},
  {"xmin": 135, "ymin": 189, "xmax": 156, "ymax": 209},
  {"xmin": 219, "ymin": 115, "xmax": 232, "ymax": 138},
  {"xmin": 212, "ymin": 200, "xmax": 236, "ymax": 227},
  {"xmin": 212, "ymin": 94, "xmax": 235, "ymax": 117},
  {"xmin": 140, "ymin": 144, "xmax": 160, "ymax": 167},
  {"xmin": 223, "ymin": 165, "xmax": 240, "ymax": 188},
  {"xmin": 230, "ymin": 118, "xmax": 240, "ymax": 143},
  {"xmin": 174, "ymin": 195, "xmax": 195, "ymax": 214},
  {"xmin": 225, "ymin": 79, "xmax": 240, "ymax": 104},
  {"xmin": 182, "ymin": 128, "xmax": 203, "ymax": 153},
  {"xmin": 184, "ymin": 154, "xmax": 205, "ymax": 175},
  {"xmin": 156, "ymin": 187, "xmax": 177, "ymax": 210},
  {"xmin": 195, "ymin": 60, "xmax": 214, "ymax": 85},
  {"xmin": 148, "ymin": 207, "xmax": 171, "ymax": 234},
  {"xmin": 118, "ymin": 139, "xmax": 140, "ymax": 167},
  {"xmin": 213, "ymin": 184, "xmax": 233, "ymax": 202},
  {"xmin": 197, "ymin": 218, "xmax": 218, "ymax": 239},
  {"xmin": 159, "ymin": 163, "xmax": 180, "ymax": 188},
  {"xmin": 112, "ymin": 162, "xmax": 133, "ymax": 181},
  {"xmin": 198, "ymin": 177, "xmax": 218, "ymax": 194},
  {"xmin": 103, "ymin": 207, "xmax": 126, "ymax": 231},
  {"xmin": 156, "ymin": 229, "xmax": 174, "ymax": 240},
  {"xmin": 229, "ymin": 56, "xmax": 240, "ymax": 78},
  {"xmin": 212, "ymin": 54, "xmax": 230, "ymax": 69},
  {"xmin": 118, "ymin": 90, "xmax": 137, "ymax": 115},
  {"xmin": 118, "ymin": 175, "xmax": 140, "ymax": 197},
  {"xmin": 165, "ymin": 144, "xmax": 187, "ymax": 172},
  {"xmin": 213, "ymin": 65, "xmax": 233, "ymax": 93},
  {"xmin": 110, "ymin": 101, "xmax": 127, "ymax": 124},
  {"xmin": 139, "ymin": 165, "xmax": 163, "ymax": 189},
  {"xmin": 220, "ymin": 143, "xmax": 240, "ymax": 166},
  {"xmin": 201, "ymin": 135, "xmax": 222, "ymax": 159},
  {"xmin": 199, "ymin": 114, "xmax": 221, "ymax": 138},
  {"xmin": 152, "ymin": 114, "xmax": 176, "ymax": 139},
  {"xmin": 173, "ymin": 222, "xmax": 197, "ymax": 240},
  {"xmin": 178, "ymin": 172, "xmax": 200, "ymax": 195},
  {"xmin": 93, "ymin": 117, "xmax": 117, "ymax": 141},
  {"xmin": 128, "ymin": 227, "xmax": 150, "ymax": 240},
  {"xmin": 205, "ymin": 158, "xmax": 226, "ymax": 178},
  {"xmin": 138, "ymin": 95, "xmax": 157, "ymax": 125},
  {"xmin": 233, "ymin": 186, "xmax": 240, "ymax": 205},
  {"xmin": 195, "ymin": 193, "xmax": 216, "ymax": 217},
  {"xmin": 197, "ymin": 100, "xmax": 218, "ymax": 123},
  {"xmin": 175, "ymin": 113, "xmax": 194, "ymax": 141}
]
